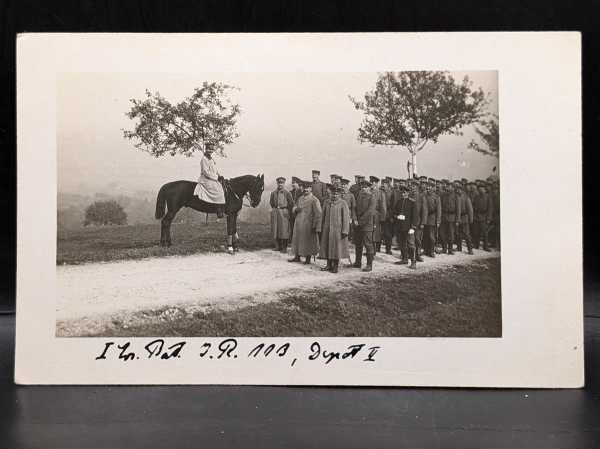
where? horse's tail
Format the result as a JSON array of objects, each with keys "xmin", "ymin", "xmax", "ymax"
[{"xmin": 155, "ymin": 185, "xmax": 167, "ymax": 219}]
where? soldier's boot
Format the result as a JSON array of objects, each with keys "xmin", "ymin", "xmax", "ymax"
[
  {"xmin": 331, "ymin": 259, "xmax": 339, "ymax": 273},
  {"xmin": 448, "ymin": 245, "xmax": 454, "ymax": 255},
  {"xmin": 216, "ymin": 204, "xmax": 225, "ymax": 219},
  {"xmin": 280, "ymin": 239, "xmax": 288, "ymax": 253},
  {"xmin": 442, "ymin": 244, "xmax": 447, "ymax": 253},
  {"xmin": 304, "ymin": 255, "xmax": 312, "ymax": 264},
  {"xmin": 321, "ymin": 259, "xmax": 332, "ymax": 271},
  {"xmin": 353, "ymin": 247, "xmax": 363, "ymax": 268},
  {"xmin": 288, "ymin": 255, "xmax": 301, "ymax": 262},
  {"xmin": 409, "ymin": 249, "xmax": 417, "ymax": 269},
  {"xmin": 385, "ymin": 244, "xmax": 392, "ymax": 255},
  {"xmin": 395, "ymin": 257, "xmax": 408, "ymax": 265},
  {"xmin": 362, "ymin": 254, "xmax": 373, "ymax": 272}
]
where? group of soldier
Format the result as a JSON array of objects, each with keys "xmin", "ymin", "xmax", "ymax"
[{"xmin": 270, "ymin": 170, "xmax": 500, "ymax": 274}]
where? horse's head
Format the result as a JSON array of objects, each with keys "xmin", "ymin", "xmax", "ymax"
[{"xmin": 249, "ymin": 174, "xmax": 264, "ymax": 207}]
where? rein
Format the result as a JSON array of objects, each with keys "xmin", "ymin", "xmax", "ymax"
[{"xmin": 223, "ymin": 178, "xmax": 254, "ymax": 208}]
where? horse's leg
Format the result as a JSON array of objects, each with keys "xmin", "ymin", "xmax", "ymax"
[
  {"xmin": 162, "ymin": 205, "xmax": 181, "ymax": 247},
  {"xmin": 232, "ymin": 214, "xmax": 240, "ymax": 252},
  {"xmin": 225, "ymin": 214, "xmax": 234, "ymax": 254}
]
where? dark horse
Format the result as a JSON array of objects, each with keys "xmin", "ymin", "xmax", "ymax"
[{"xmin": 155, "ymin": 174, "xmax": 264, "ymax": 251}]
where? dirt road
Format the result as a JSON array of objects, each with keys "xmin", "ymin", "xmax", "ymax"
[{"xmin": 57, "ymin": 248, "xmax": 499, "ymax": 324}]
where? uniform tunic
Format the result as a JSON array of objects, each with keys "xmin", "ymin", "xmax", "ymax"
[
  {"xmin": 194, "ymin": 155, "xmax": 226, "ymax": 204},
  {"xmin": 319, "ymin": 198, "xmax": 350, "ymax": 260},
  {"xmin": 291, "ymin": 193, "xmax": 323, "ymax": 256},
  {"xmin": 270, "ymin": 189, "xmax": 294, "ymax": 239}
]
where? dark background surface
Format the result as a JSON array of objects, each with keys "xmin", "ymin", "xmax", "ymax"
[{"xmin": 1, "ymin": 1, "xmax": 599, "ymax": 447}]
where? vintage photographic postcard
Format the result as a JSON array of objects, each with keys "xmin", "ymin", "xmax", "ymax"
[{"xmin": 16, "ymin": 32, "xmax": 582, "ymax": 386}]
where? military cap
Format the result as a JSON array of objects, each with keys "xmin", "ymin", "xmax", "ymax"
[
  {"xmin": 332, "ymin": 186, "xmax": 344, "ymax": 194},
  {"xmin": 291, "ymin": 176, "xmax": 301, "ymax": 184},
  {"xmin": 461, "ymin": 178, "xmax": 468, "ymax": 184},
  {"xmin": 355, "ymin": 175, "xmax": 362, "ymax": 180},
  {"xmin": 341, "ymin": 178, "xmax": 350, "ymax": 185},
  {"xmin": 361, "ymin": 180, "xmax": 372, "ymax": 187},
  {"xmin": 381, "ymin": 178, "xmax": 390, "ymax": 184},
  {"xmin": 385, "ymin": 176, "xmax": 393, "ymax": 183},
  {"xmin": 276, "ymin": 176, "xmax": 286, "ymax": 183},
  {"xmin": 393, "ymin": 178, "xmax": 402, "ymax": 184},
  {"xmin": 369, "ymin": 175, "xmax": 380, "ymax": 183},
  {"xmin": 300, "ymin": 180, "xmax": 312, "ymax": 188},
  {"xmin": 418, "ymin": 175, "xmax": 428, "ymax": 180},
  {"xmin": 312, "ymin": 169, "xmax": 321, "ymax": 175},
  {"xmin": 330, "ymin": 173, "xmax": 341, "ymax": 180}
]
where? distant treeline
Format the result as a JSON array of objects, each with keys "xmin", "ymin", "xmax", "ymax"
[{"xmin": 58, "ymin": 189, "xmax": 272, "ymax": 230}]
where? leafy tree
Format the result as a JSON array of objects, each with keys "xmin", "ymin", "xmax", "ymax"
[
  {"xmin": 468, "ymin": 116, "xmax": 499, "ymax": 158},
  {"xmin": 123, "ymin": 82, "xmax": 241, "ymax": 157},
  {"xmin": 350, "ymin": 71, "xmax": 489, "ymax": 177},
  {"xmin": 84, "ymin": 200, "xmax": 127, "ymax": 226}
]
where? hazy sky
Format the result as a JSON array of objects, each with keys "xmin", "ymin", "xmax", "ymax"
[{"xmin": 58, "ymin": 71, "xmax": 498, "ymax": 195}]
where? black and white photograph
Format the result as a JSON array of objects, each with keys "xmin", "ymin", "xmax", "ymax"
[
  {"xmin": 15, "ymin": 32, "xmax": 582, "ymax": 387},
  {"xmin": 56, "ymin": 70, "xmax": 501, "ymax": 338}
]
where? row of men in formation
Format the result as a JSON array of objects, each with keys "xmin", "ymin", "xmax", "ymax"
[{"xmin": 270, "ymin": 170, "xmax": 500, "ymax": 273}]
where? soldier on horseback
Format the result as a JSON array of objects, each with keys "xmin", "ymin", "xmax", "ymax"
[{"xmin": 194, "ymin": 144, "xmax": 226, "ymax": 218}]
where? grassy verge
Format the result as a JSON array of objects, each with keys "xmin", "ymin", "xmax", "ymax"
[
  {"xmin": 57, "ymin": 222, "xmax": 273, "ymax": 265},
  {"xmin": 80, "ymin": 258, "xmax": 501, "ymax": 338}
]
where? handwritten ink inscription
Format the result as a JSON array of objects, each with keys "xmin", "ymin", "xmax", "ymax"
[{"xmin": 95, "ymin": 339, "xmax": 380, "ymax": 367}]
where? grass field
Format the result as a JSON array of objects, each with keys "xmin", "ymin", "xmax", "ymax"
[
  {"xmin": 84, "ymin": 258, "xmax": 501, "ymax": 338},
  {"xmin": 57, "ymin": 222, "xmax": 273, "ymax": 265}
]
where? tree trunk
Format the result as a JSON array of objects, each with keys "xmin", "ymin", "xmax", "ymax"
[{"xmin": 411, "ymin": 152, "xmax": 417, "ymax": 179}]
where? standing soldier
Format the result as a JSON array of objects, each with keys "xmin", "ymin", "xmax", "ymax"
[
  {"xmin": 270, "ymin": 176, "xmax": 294, "ymax": 252},
  {"xmin": 370, "ymin": 176, "xmax": 387, "ymax": 253},
  {"xmin": 456, "ymin": 181, "xmax": 474, "ymax": 254},
  {"xmin": 472, "ymin": 181, "xmax": 493, "ymax": 251},
  {"xmin": 392, "ymin": 185, "xmax": 417, "ymax": 268},
  {"xmin": 381, "ymin": 178, "xmax": 395, "ymax": 254},
  {"xmin": 289, "ymin": 181, "xmax": 323, "ymax": 264},
  {"xmin": 319, "ymin": 187, "xmax": 351, "ymax": 273},
  {"xmin": 353, "ymin": 180, "xmax": 377, "ymax": 272},
  {"xmin": 439, "ymin": 180, "xmax": 460, "ymax": 255},
  {"xmin": 311, "ymin": 170, "xmax": 327, "ymax": 205},
  {"xmin": 340, "ymin": 178, "xmax": 358, "ymax": 253},
  {"xmin": 423, "ymin": 178, "xmax": 441, "ymax": 257},
  {"xmin": 289, "ymin": 176, "xmax": 302, "ymax": 241}
]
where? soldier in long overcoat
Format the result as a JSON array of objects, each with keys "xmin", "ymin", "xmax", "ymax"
[
  {"xmin": 472, "ymin": 181, "xmax": 493, "ymax": 251},
  {"xmin": 270, "ymin": 176, "xmax": 294, "ymax": 252},
  {"xmin": 352, "ymin": 180, "xmax": 377, "ymax": 272},
  {"xmin": 289, "ymin": 181, "xmax": 323, "ymax": 264},
  {"xmin": 319, "ymin": 187, "xmax": 350, "ymax": 273},
  {"xmin": 423, "ymin": 179, "xmax": 441, "ymax": 257},
  {"xmin": 456, "ymin": 182, "xmax": 474, "ymax": 254}
]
